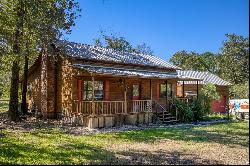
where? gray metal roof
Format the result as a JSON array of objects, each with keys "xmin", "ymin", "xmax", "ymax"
[
  {"xmin": 177, "ymin": 70, "xmax": 231, "ymax": 86},
  {"xmin": 73, "ymin": 64, "xmax": 179, "ymax": 79},
  {"xmin": 59, "ymin": 41, "xmax": 181, "ymax": 70}
]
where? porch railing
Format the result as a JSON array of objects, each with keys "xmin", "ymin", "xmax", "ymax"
[
  {"xmin": 73, "ymin": 100, "xmax": 153, "ymax": 115},
  {"xmin": 131, "ymin": 100, "xmax": 152, "ymax": 113},
  {"xmin": 94, "ymin": 101, "xmax": 125, "ymax": 115},
  {"xmin": 73, "ymin": 100, "xmax": 126, "ymax": 115}
]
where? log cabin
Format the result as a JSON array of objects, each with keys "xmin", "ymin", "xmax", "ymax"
[{"xmin": 24, "ymin": 41, "xmax": 208, "ymax": 128}]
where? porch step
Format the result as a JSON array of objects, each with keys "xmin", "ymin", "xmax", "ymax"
[
  {"xmin": 162, "ymin": 119, "xmax": 178, "ymax": 124},
  {"xmin": 154, "ymin": 102, "xmax": 178, "ymax": 125},
  {"xmin": 157, "ymin": 113, "xmax": 172, "ymax": 116},
  {"xmin": 159, "ymin": 114, "xmax": 176, "ymax": 118},
  {"xmin": 159, "ymin": 116, "xmax": 176, "ymax": 120}
]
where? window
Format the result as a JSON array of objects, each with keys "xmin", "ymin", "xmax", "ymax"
[
  {"xmin": 94, "ymin": 81, "xmax": 104, "ymax": 100},
  {"xmin": 83, "ymin": 81, "xmax": 104, "ymax": 100},
  {"xmin": 160, "ymin": 83, "xmax": 172, "ymax": 98},
  {"xmin": 132, "ymin": 84, "xmax": 140, "ymax": 100}
]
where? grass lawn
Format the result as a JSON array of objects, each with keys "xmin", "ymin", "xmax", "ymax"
[{"xmin": 0, "ymin": 120, "xmax": 249, "ymax": 165}]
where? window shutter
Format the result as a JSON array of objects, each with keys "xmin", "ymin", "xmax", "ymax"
[
  {"xmin": 77, "ymin": 80, "xmax": 82, "ymax": 101},
  {"xmin": 104, "ymin": 80, "xmax": 109, "ymax": 100}
]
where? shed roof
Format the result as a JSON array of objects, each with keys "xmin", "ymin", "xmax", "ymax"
[
  {"xmin": 59, "ymin": 41, "xmax": 181, "ymax": 70},
  {"xmin": 177, "ymin": 70, "xmax": 231, "ymax": 86}
]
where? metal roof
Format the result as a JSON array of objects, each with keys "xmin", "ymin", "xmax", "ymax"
[
  {"xmin": 59, "ymin": 40, "xmax": 181, "ymax": 70},
  {"xmin": 177, "ymin": 70, "xmax": 231, "ymax": 86},
  {"xmin": 73, "ymin": 64, "xmax": 179, "ymax": 79}
]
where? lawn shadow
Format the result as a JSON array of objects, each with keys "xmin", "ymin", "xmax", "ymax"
[
  {"xmin": 0, "ymin": 135, "xmax": 116, "ymax": 165},
  {"xmin": 111, "ymin": 149, "xmax": 222, "ymax": 165}
]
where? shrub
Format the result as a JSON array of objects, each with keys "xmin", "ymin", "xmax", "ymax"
[
  {"xmin": 190, "ymin": 99, "xmax": 205, "ymax": 122},
  {"xmin": 174, "ymin": 99, "xmax": 193, "ymax": 123},
  {"xmin": 199, "ymin": 83, "xmax": 221, "ymax": 114}
]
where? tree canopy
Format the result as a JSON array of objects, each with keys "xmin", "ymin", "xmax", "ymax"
[
  {"xmin": 94, "ymin": 31, "xmax": 154, "ymax": 55},
  {"xmin": 0, "ymin": 0, "xmax": 81, "ymax": 120},
  {"xmin": 170, "ymin": 51, "xmax": 220, "ymax": 75}
]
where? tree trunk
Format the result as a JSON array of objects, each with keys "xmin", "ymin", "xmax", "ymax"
[
  {"xmin": 21, "ymin": 53, "xmax": 28, "ymax": 115},
  {"xmin": 8, "ymin": 0, "xmax": 24, "ymax": 121},
  {"xmin": 9, "ymin": 61, "xmax": 20, "ymax": 121}
]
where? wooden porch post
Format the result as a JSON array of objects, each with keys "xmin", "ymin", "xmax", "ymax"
[
  {"xmin": 165, "ymin": 80, "xmax": 168, "ymax": 111},
  {"xmin": 196, "ymin": 81, "xmax": 199, "ymax": 99},
  {"xmin": 150, "ymin": 79, "xmax": 152, "ymax": 101},
  {"xmin": 182, "ymin": 80, "xmax": 185, "ymax": 98},
  {"xmin": 149, "ymin": 79, "xmax": 153, "ymax": 124},
  {"xmin": 124, "ymin": 79, "xmax": 127, "ymax": 114},
  {"xmin": 91, "ymin": 74, "xmax": 95, "ymax": 115}
]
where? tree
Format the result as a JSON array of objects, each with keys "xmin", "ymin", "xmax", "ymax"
[
  {"xmin": 199, "ymin": 52, "xmax": 220, "ymax": 75},
  {"xmin": 134, "ymin": 43, "xmax": 154, "ymax": 55},
  {"xmin": 229, "ymin": 81, "xmax": 249, "ymax": 99},
  {"xmin": 169, "ymin": 34, "xmax": 249, "ymax": 98},
  {"xmin": 218, "ymin": 34, "xmax": 249, "ymax": 85},
  {"xmin": 218, "ymin": 34, "xmax": 249, "ymax": 99},
  {"xmin": 0, "ymin": 0, "xmax": 81, "ymax": 121},
  {"xmin": 169, "ymin": 51, "xmax": 219, "ymax": 74},
  {"xmin": 8, "ymin": 0, "xmax": 25, "ymax": 121},
  {"xmin": 94, "ymin": 31, "xmax": 154, "ymax": 55}
]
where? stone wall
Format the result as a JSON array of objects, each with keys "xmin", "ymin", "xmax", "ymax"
[
  {"xmin": 40, "ymin": 51, "xmax": 57, "ymax": 118},
  {"xmin": 62, "ymin": 112, "xmax": 153, "ymax": 129},
  {"xmin": 57, "ymin": 58, "xmax": 74, "ymax": 117}
]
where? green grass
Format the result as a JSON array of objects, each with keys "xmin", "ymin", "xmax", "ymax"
[
  {"xmin": 0, "ymin": 121, "xmax": 248, "ymax": 165},
  {"xmin": 202, "ymin": 113, "xmax": 233, "ymax": 121}
]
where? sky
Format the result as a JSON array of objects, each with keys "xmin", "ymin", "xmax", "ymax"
[{"xmin": 65, "ymin": 0, "xmax": 249, "ymax": 61}]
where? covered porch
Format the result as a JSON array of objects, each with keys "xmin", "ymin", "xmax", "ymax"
[{"xmin": 71, "ymin": 64, "xmax": 201, "ymax": 117}]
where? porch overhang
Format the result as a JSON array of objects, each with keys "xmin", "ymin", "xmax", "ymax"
[
  {"xmin": 176, "ymin": 75, "xmax": 203, "ymax": 81},
  {"xmin": 73, "ymin": 64, "xmax": 179, "ymax": 79}
]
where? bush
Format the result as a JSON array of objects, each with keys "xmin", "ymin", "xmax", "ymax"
[
  {"xmin": 173, "ymin": 83, "xmax": 223, "ymax": 123},
  {"xmin": 174, "ymin": 99, "xmax": 193, "ymax": 123},
  {"xmin": 199, "ymin": 83, "xmax": 220, "ymax": 114},
  {"xmin": 190, "ymin": 99, "xmax": 205, "ymax": 122}
]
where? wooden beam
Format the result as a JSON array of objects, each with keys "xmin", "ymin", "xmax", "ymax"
[
  {"xmin": 196, "ymin": 81, "xmax": 199, "ymax": 99},
  {"xmin": 165, "ymin": 80, "xmax": 168, "ymax": 111},
  {"xmin": 149, "ymin": 79, "xmax": 153, "ymax": 115},
  {"xmin": 91, "ymin": 74, "xmax": 95, "ymax": 115},
  {"xmin": 182, "ymin": 80, "xmax": 185, "ymax": 98},
  {"xmin": 124, "ymin": 79, "xmax": 127, "ymax": 114},
  {"xmin": 150, "ymin": 79, "xmax": 153, "ymax": 101}
]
